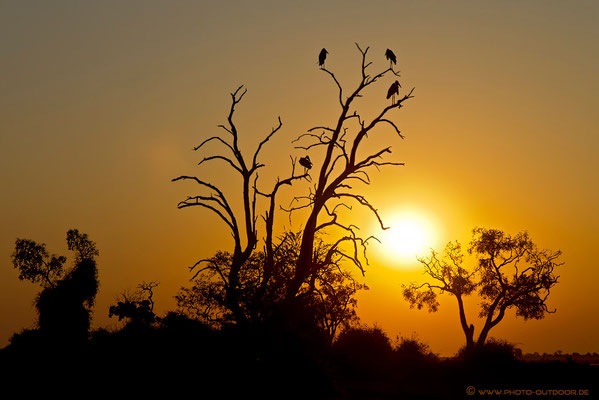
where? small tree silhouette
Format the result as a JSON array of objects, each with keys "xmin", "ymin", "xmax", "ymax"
[
  {"xmin": 109, "ymin": 281, "xmax": 159, "ymax": 327},
  {"xmin": 11, "ymin": 238, "xmax": 66, "ymax": 288},
  {"xmin": 403, "ymin": 227, "xmax": 562, "ymax": 350},
  {"xmin": 173, "ymin": 43, "xmax": 413, "ymax": 323}
]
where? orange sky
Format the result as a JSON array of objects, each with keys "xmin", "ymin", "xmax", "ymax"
[{"xmin": 1, "ymin": 1, "xmax": 598, "ymax": 355}]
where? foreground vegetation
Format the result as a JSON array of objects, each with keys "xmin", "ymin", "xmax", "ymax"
[{"xmin": 1, "ymin": 318, "xmax": 596, "ymax": 398}]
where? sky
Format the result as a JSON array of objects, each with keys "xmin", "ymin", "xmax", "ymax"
[{"xmin": 1, "ymin": 0, "xmax": 598, "ymax": 355}]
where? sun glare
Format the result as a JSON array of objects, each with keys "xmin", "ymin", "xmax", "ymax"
[{"xmin": 379, "ymin": 211, "xmax": 439, "ymax": 269}]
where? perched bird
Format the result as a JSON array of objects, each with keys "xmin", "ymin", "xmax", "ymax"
[
  {"xmin": 318, "ymin": 48, "xmax": 328, "ymax": 68},
  {"xmin": 387, "ymin": 80, "xmax": 401, "ymax": 103},
  {"xmin": 299, "ymin": 156, "xmax": 313, "ymax": 170},
  {"xmin": 385, "ymin": 49, "xmax": 397, "ymax": 66}
]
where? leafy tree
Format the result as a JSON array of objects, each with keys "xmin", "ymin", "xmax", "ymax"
[
  {"xmin": 173, "ymin": 44, "xmax": 413, "ymax": 323},
  {"xmin": 403, "ymin": 227, "xmax": 562, "ymax": 349},
  {"xmin": 11, "ymin": 229, "xmax": 100, "ymax": 342},
  {"xmin": 11, "ymin": 229, "xmax": 98, "ymax": 289},
  {"xmin": 66, "ymin": 229, "xmax": 100, "ymax": 263},
  {"xmin": 176, "ymin": 232, "xmax": 367, "ymax": 341},
  {"xmin": 11, "ymin": 239, "xmax": 66, "ymax": 288}
]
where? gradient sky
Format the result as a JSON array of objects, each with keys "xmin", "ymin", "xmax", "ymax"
[{"xmin": 1, "ymin": 0, "xmax": 598, "ymax": 355}]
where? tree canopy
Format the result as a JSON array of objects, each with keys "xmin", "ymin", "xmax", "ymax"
[{"xmin": 403, "ymin": 227, "xmax": 563, "ymax": 349}]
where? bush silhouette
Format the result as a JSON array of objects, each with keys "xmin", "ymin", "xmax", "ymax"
[
  {"xmin": 36, "ymin": 258, "xmax": 98, "ymax": 343},
  {"xmin": 457, "ymin": 337, "xmax": 523, "ymax": 365},
  {"xmin": 394, "ymin": 334, "xmax": 438, "ymax": 364},
  {"xmin": 333, "ymin": 325, "xmax": 394, "ymax": 377}
]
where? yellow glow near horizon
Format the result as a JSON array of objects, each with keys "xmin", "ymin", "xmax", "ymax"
[{"xmin": 380, "ymin": 211, "xmax": 439, "ymax": 270}]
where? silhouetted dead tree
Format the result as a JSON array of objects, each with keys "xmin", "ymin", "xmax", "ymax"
[
  {"xmin": 287, "ymin": 43, "xmax": 414, "ymax": 300},
  {"xmin": 174, "ymin": 43, "xmax": 413, "ymax": 324},
  {"xmin": 403, "ymin": 228, "xmax": 563, "ymax": 350},
  {"xmin": 173, "ymin": 86, "xmax": 308, "ymax": 323}
]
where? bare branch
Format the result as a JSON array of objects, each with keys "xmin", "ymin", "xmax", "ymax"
[
  {"xmin": 333, "ymin": 192, "xmax": 389, "ymax": 230},
  {"xmin": 171, "ymin": 176, "xmax": 235, "ymax": 217},
  {"xmin": 193, "ymin": 136, "xmax": 236, "ymax": 154},
  {"xmin": 252, "ymin": 116, "xmax": 283, "ymax": 170},
  {"xmin": 176, "ymin": 197, "xmax": 236, "ymax": 233},
  {"xmin": 378, "ymin": 119, "xmax": 405, "ymax": 139},
  {"xmin": 198, "ymin": 155, "xmax": 243, "ymax": 173},
  {"xmin": 320, "ymin": 67, "xmax": 344, "ymax": 107}
]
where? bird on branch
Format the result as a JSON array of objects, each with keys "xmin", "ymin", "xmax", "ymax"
[
  {"xmin": 299, "ymin": 156, "xmax": 313, "ymax": 170},
  {"xmin": 385, "ymin": 49, "xmax": 397, "ymax": 68},
  {"xmin": 387, "ymin": 80, "xmax": 401, "ymax": 104},
  {"xmin": 318, "ymin": 48, "xmax": 328, "ymax": 68}
]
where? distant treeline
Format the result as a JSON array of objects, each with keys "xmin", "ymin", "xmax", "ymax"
[{"xmin": 523, "ymin": 352, "xmax": 599, "ymax": 364}]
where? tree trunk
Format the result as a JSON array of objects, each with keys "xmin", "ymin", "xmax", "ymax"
[
  {"xmin": 476, "ymin": 326, "xmax": 491, "ymax": 349},
  {"xmin": 286, "ymin": 204, "xmax": 322, "ymax": 299},
  {"xmin": 475, "ymin": 306, "xmax": 506, "ymax": 349},
  {"xmin": 456, "ymin": 295, "xmax": 475, "ymax": 349},
  {"xmin": 226, "ymin": 248, "xmax": 252, "ymax": 324}
]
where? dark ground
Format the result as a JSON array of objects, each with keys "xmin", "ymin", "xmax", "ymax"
[{"xmin": 1, "ymin": 317, "xmax": 596, "ymax": 399}]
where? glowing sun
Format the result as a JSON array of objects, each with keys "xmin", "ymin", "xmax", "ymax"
[{"xmin": 380, "ymin": 211, "xmax": 438, "ymax": 269}]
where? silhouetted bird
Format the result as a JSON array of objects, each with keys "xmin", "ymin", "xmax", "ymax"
[
  {"xmin": 318, "ymin": 48, "xmax": 328, "ymax": 68},
  {"xmin": 299, "ymin": 156, "xmax": 312, "ymax": 170},
  {"xmin": 385, "ymin": 49, "xmax": 397, "ymax": 66},
  {"xmin": 387, "ymin": 80, "xmax": 401, "ymax": 103}
]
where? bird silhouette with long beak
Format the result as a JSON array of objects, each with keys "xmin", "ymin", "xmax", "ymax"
[
  {"xmin": 387, "ymin": 80, "xmax": 401, "ymax": 104},
  {"xmin": 299, "ymin": 156, "xmax": 313, "ymax": 170},
  {"xmin": 385, "ymin": 49, "xmax": 397, "ymax": 68},
  {"xmin": 318, "ymin": 48, "xmax": 328, "ymax": 68}
]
